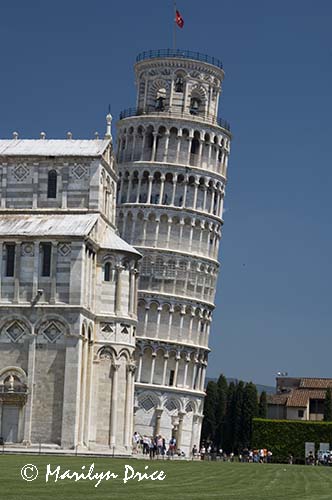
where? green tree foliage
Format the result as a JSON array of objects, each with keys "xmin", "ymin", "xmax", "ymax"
[
  {"xmin": 241, "ymin": 382, "xmax": 259, "ymax": 449},
  {"xmin": 202, "ymin": 376, "xmax": 260, "ymax": 452},
  {"xmin": 233, "ymin": 381, "xmax": 245, "ymax": 451},
  {"xmin": 324, "ymin": 388, "xmax": 332, "ymax": 422},
  {"xmin": 201, "ymin": 381, "xmax": 219, "ymax": 442},
  {"xmin": 258, "ymin": 391, "xmax": 268, "ymax": 418},
  {"xmin": 223, "ymin": 381, "xmax": 236, "ymax": 451},
  {"xmin": 215, "ymin": 374, "xmax": 228, "ymax": 447}
]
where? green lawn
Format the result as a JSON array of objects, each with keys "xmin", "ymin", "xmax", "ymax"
[{"xmin": 0, "ymin": 455, "xmax": 332, "ymax": 500}]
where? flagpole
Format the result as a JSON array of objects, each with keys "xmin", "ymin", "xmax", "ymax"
[{"xmin": 173, "ymin": 0, "xmax": 176, "ymax": 50}]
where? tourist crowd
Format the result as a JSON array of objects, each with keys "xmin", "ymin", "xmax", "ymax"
[{"xmin": 132, "ymin": 432, "xmax": 185, "ymax": 459}]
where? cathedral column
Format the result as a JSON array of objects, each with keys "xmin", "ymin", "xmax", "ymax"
[
  {"xmin": 84, "ymin": 339, "xmax": 95, "ymax": 445},
  {"xmin": 32, "ymin": 241, "xmax": 40, "ymax": 298},
  {"xmin": 124, "ymin": 363, "xmax": 135, "ymax": 447},
  {"xmin": 14, "ymin": 242, "xmax": 21, "ymax": 303},
  {"xmin": 115, "ymin": 265, "xmax": 124, "ymax": 315},
  {"xmin": 110, "ymin": 363, "xmax": 120, "ymax": 447},
  {"xmin": 129, "ymin": 268, "xmax": 137, "ymax": 317},
  {"xmin": 32, "ymin": 163, "xmax": 39, "ymax": 208},
  {"xmin": 50, "ymin": 242, "xmax": 57, "ymax": 304},
  {"xmin": 1, "ymin": 164, "xmax": 7, "ymax": 208},
  {"xmin": 61, "ymin": 164, "xmax": 68, "ymax": 209},
  {"xmin": 79, "ymin": 337, "xmax": 89, "ymax": 445},
  {"xmin": 137, "ymin": 353, "xmax": 143, "ymax": 382},
  {"xmin": 61, "ymin": 336, "xmax": 82, "ymax": 448},
  {"xmin": 23, "ymin": 333, "xmax": 36, "ymax": 445},
  {"xmin": 143, "ymin": 305, "xmax": 149, "ymax": 336}
]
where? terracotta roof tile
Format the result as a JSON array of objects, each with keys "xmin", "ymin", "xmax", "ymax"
[
  {"xmin": 267, "ymin": 394, "xmax": 288, "ymax": 405},
  {"xmin": 299, "ymin": 378, "xmax": 332, "ymax": 389},
  {"xmin": 286, "ymin": 389, "xmax": 327, "ymax": 408}
]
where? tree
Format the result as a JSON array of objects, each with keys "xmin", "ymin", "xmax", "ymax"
[
  {"xmin": 258, "ymin": 391, "xmax": 268, "ymax": 418},
  {"xmin": 233, "ymin": 381, "xmax": 245, "ymax": 452},
  {"xmin": 201, "ymin": 381, "xmax": 219, "ymax": 443},
  {"xmin": 241, "ymin": 382, "xmax": 259, "ymax": 449},
  {"xmin": 324, "ymin": 388, "xmax": 332, "ymax": 421},
  {"xmin": 215, "ymin": 374, "xmax": 228, "ymax": 448},
  {"xmin": 223, "ymin": 381, "xmax": 236, "ymax": 452}
]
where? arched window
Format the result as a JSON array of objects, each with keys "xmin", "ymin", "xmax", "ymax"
[
  {"xmin": 104, "ymin": 262, "xmax": 111, "ymax": 282},
  {"xmin": 47, "ymin": 170, "xmax": 57, "ymax": 198}
]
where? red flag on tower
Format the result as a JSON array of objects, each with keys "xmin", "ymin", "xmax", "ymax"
[{"xmin": 175, "ymin": 9, "xmax": 184, "ymax": 29}]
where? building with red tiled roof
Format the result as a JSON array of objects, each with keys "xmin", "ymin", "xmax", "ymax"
[{"xmin": 267, "ymin": 378, "xmax": 331, "ymax": 421}]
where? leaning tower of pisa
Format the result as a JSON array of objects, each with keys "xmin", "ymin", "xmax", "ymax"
[{"xmin": 116, "ymin": 49, "xmax": 231, "ymax": 455}]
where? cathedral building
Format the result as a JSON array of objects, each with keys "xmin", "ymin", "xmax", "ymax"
[
  {"xmin": 0, "ymin": 49, "xmax": 231, "ymax": 455},
  {"xmin": 0, "ymin": 125, "xmax": 140, "ymax": 453}
]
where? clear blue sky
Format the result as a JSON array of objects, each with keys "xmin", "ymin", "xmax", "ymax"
[{"xmin": 1, "ymin": 1, "xmax": 331, "ymax": 386}]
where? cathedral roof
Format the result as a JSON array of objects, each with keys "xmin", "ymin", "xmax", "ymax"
[
  {"xmin": 100, "ymin": 226, "xmax": 141, "ymax": 256},
  {"xmin": 0, "ymin": 213, "xmax": 141, "ymax": 256},
  {"xmin": 0, "ymin": 139, "xmax": 110, "ymax": 157},
  {"xmin": 0, "ymin": 213, "xmax": 98, "ymax": 236}
]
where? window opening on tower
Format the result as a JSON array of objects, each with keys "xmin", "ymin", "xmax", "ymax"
[
  {"xmin": 175, "ymin": 77, "xmax": 184, "ymax": 92},
  {"xmin": 190, "ymin": 97, "xmax": 201, "ymax": 115},
  {"xmin": 155, "ymin": 88, "xmax": 166, "ymax": 111}
]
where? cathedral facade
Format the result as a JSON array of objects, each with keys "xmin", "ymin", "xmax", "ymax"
[
  {"xmin": 0, "ymin": 132, "xmax": 140, "ymax": 453},
  {"xmin": 0, "ymin": 50, "xmax": 231, "ymax": 455}
]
